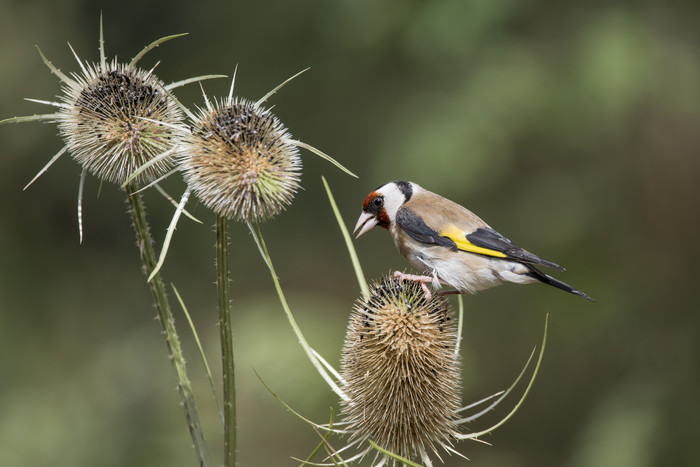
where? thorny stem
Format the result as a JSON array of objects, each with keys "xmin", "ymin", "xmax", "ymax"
[
  {"xmin": 216, "ymin": 215, "xmax": 236, "ymax": 467},
  {"xmin": 125, "ymin": 184, "xmax": 212, "ymax": 467}
]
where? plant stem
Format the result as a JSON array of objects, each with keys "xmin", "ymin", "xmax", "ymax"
[
  {"xmin": 247, "ymin": 222, "xmax": 347, "ymax": 401},
  {"xmin": 125, "ymin": 184, "xmax": 212, "ymax": 467},
  {"xmin": 321, "ymin": 176, "xmax": 368, "ymax": 297},
  {"xmin": 216, "ymin": 215, "xmax": 236, "ymax": 467}
]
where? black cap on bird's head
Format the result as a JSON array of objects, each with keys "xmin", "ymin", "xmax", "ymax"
[{"xmin": 354, "ymin": 181, "xmax": 414, "ymax": 238}]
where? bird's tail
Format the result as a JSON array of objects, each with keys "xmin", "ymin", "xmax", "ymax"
[{"xmin": 525, "ymin": 265, "xmax": 595, "ymax": 301}]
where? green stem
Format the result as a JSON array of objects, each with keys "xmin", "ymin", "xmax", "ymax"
[
  {"xmin": 216, "ymin": 215, "xmax": 236, "ymax": 467},
  {"xmin": 321, "ymin": 176, "xmax": 369, "ymax": 298},
  {"xmin": 125, "ymin": 184, "xmax": 212, "ymax": 467},
  {"xmin": 247, "ymin": 222, "xmax": 346, "ymax": 400}
]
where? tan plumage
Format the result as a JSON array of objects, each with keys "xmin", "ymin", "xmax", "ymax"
[
  {"xmin": 354, "ymin": 180, "xmax": 593, "ymax": 300},
  {"xmin": 404, "ymin": 189, "xmax": 486, "ymax": 228}
]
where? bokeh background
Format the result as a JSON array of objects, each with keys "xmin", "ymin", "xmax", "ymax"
[{"xmin": 1, "ymin": 1, "xmax": 698, "ymax": 466}]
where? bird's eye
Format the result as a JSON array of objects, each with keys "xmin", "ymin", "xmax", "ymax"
[{"xmin": 373, "ymin": 197, "xmax": 384, "ymax": 208}]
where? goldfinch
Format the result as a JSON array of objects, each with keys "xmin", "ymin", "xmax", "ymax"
[{"xmin": 354, "ymin": 180, "xmax": 593, "ymax": 301}]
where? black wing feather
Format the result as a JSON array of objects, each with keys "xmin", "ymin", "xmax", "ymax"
[
  {"xmin": 395, "ymin": 208, "xmax": 458, "ymax": 250},
  {"xmin": 466, "ymin": 227, "xmax": 565, "ymax": 271}
]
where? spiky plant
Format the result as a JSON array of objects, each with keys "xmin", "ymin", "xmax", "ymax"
[
  {"xmin": 180, "ymin": 84, "xmax": 307, "ymax": 467},
  {"xmin": 182, "ymin": 96, "xmax": 301, "ymax": 222},
  {"xmin": 0, "ymin": 17, "xmax": 221, "ymax": 466},
  {"xmin": 1, "ymin": 17, "xmax": 222, "ymax": 239},
  {"xmin": 58, "ymin": 60, "xmax": 183, "ymax": 185},
  {"xmin": 341, "ymin": 277, "xmax": 461, "ymax": 463},
  {"xmin": 124, "ymin": 70, "xmax": 356, "ymax": 467},
  {"xmin": 137, "ymin": 69, "xmax": 356, "ymax": 279}
]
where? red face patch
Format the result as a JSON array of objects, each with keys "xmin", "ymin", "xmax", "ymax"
[
  {"xmin": 376, "ymin": 208, "xmax": 390, "ymax": 229},
  {"xmin": 362, "ymin": 191, "xmax": 390, "ymax": 229},
  {"xmin": 361, "ymin": 191, "xmax": 379, "ymax": 210}
]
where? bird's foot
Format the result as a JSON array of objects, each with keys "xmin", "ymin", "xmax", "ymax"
[{"xmin": 393, "ymin": 271, "xmax": 436, "ymax": 301}]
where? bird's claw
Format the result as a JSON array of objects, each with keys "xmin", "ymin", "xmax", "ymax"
[{"xmin": 393, "ymin": 271, "xmax": 436, "ymax": 301}]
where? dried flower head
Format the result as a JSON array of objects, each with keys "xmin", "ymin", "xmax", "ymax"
[
  {"xmin": 4, "ymin": 20, "xmax": 190, "ymax": 187},
  {"xmin": 135, "ymin": 72, "xmax": 354, "ymax": 280},
  {"xmin": 160, "ymin": 69, "xmax": 355, "ymax": 225},
  {"xmin": 57, "ymin": 60, "xmax": 182, "ymax": 185},
  {"xmin": 0, "ymin": 17, "xmax": 221, "ymax": 240},
  {"xmin": 341, "ymin": 276, "xmax": 462, "ymax": 462},
  {"xmin": 181, "ymin": 96, "xmax": 301, "ymax": 222}
]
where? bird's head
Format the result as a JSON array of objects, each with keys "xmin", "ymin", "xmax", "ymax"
[{"xmin": 354, "ymin": 180, "xmax": 415, "ymax": 238}]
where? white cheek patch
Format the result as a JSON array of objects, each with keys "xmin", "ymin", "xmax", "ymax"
[{"xmin": 378, "ymin": 183, "xmax": 409, "ymax": 224}]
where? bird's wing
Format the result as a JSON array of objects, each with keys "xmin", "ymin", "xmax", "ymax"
[
  {"xmin": 456, "ymin": 226, "xmax": 564, "ymax": 271},
  {"xmin": 396, "ymin": 207, "xmax": 564, "ymax": 271},
  {"xmin": 395, "ymin": 207, "xmax": 458, "ymax": 249}
]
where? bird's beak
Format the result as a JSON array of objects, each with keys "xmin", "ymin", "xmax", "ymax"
[{"xmin": 353, "ymin": 211, "xmax": 378, "ymax": 239}]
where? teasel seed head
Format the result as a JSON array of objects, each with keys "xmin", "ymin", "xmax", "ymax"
[
  {"xmin": 341, "ymin": 276, "xmax": 462, "ymax": 461},
  {"xmin": 0, "ymin": 17, "xmax": 205, "ymax": 193},
  {"xmin": 58, "ymin": 61, "xmax": 183, "ymax": 185},
  {"xmin": 180, "ymin": 97, "xmax": 302, "ymax": 222}
]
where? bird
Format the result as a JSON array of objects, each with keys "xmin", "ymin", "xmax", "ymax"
[{"xmin": 353, "ymin": 180, "xmax": 593, "ymax": 301}]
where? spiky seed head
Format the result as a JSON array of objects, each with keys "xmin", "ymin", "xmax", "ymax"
[
  {"xmin": 180, "ymin": 98, "xmax": 302, "ymax": 222},
  {"xmin": 58, "ymin": 60, "xmax": 183, "ymax": 185},
  {"xmin": 341, "ymin": 276, "xmax": 462, "ymax": 461}
]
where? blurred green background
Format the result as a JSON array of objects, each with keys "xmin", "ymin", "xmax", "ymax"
[{"xmin": 1, "ymin": 1, "xmax": 698, "ymax": 466}]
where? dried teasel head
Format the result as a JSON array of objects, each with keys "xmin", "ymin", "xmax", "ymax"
[
  {"xmin": 57, "ymin": 60, "xmax": 183, "ymax": 185},
  {"xmin": 181, "ymin": 96, "xmax": 301, "ymax": 222},
  {"xmin": 172, "ymin": 68, "xmax": 355, "ymax": 224},
  {"xmin": 341, "ymin": 276, "xmax": 462, "ymax": 462},
  {"xmin": 132, "ymin": 71, "xmax": 354, "ymax": 280},
  {"xmin": 0, "ymin": 16, "xmax": 222, "ymax": 240},
  {"xmin": 6, "ymin": 18, "xmax": 191, "ymax": 186}
]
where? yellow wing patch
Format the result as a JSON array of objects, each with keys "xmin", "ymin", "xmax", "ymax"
[{"xmin": 439, "ymin": 224, "xmax": 508, "ymax": 258}]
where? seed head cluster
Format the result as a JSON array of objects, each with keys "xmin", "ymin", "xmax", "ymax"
[
  {"xmin": 59, "ymin": 60, "xmax": 182, "ymax": 185},
  {"xmin": 181, "ymin": 98, "xmax": 302, "ymax": 222},
  {"xmin": 341, "ymin": 277, "xmax": 462, "ymax": 461}
]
